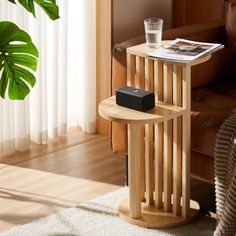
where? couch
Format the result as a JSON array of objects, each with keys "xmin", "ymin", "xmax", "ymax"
[{"xmin": 111, "ymin": 0, "xmax": 236, "ymax": 183}]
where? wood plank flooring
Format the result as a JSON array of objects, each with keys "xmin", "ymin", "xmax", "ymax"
[
  {"xmin": 0, "ymin": 133, "xmax": 125, "ymax": 232},
  {"xmin": 0, "ymin": 130, "xmax": 216, "ymax": 233}
]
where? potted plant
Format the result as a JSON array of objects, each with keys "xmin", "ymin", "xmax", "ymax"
[{"xmin": 0, "ymin": 0, "xmax": 59, "ymax": 100}]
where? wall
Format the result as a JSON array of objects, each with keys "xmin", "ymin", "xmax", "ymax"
[
  {"xmin": 113, "ymin": 0, "xmax": 172, "ymax": 45},
  {"xmin": 173, "ymin": 0, "xmax": 225, "ymax": 27}
]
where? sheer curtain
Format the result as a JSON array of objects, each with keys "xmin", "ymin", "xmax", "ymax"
[{"xmin": 0, "ymin": 0, "xmax": 96, "ymax": 156}]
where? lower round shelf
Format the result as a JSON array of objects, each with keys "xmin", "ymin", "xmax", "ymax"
[{"xmin": 118, "ymin": 198, "xmax": 200, "ymax": 228}]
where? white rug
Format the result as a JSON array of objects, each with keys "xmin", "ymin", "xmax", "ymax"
[{"xmin": 0, "ymin": 188, "xmax": 216, "ymax": 236}]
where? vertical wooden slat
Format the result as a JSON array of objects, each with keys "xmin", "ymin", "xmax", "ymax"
[
  {"xmin": 96, "ymin": 0, "xmax": 112, "ymax": 135},
  {"xmin": 136, "ymin": 56, "xmax": 145, "ymax": 201},
  {"xmin": 145, "ymin": 59, "xmax": 154, "ymax": 91},
  {"xmin": 145, "ymin": 59, "xmax": 154, "ymax": 206},
  {"xmin": 182, "ymin": 66, "xmax": 191, "ymax": 218},
  {"xmin": 127, "ymin": 53, "xmax": 135, "ymax": 86},
  {"xmin": 173, "ymin": 65, "xmax": 182, "ymax": 216},
  {"xmin": 145, "ymin": 124, "xmax": 154, "ymax": 205},
  {"xmin": 136, "ymin": 57, "xmax": 145, "ymax": 89},
  {"xmin": 163, "ymin": 63, "xmax": 173, "ymax": 104},
  {"xmin": 128, "ymin": 124, "xmax": 142, "ymax": 219},
  {"xmin": 140, "ymin": 124, "xmax": 145, "ymax": 202},
  {"xmin": 137, "ymin": 57, "xmax": 145, "ymax": 90},
  {"xmin": 154, "ymin": 123, "xmax": 164, "ymax": 208},
  {"xmin": 156, "ymin": 61, "xmax": 164, "ymax": 102},
  {"xmin": 163, "ymin": 63, "xmax": 173, "ymax": 212},
  {"xmin": 154, "ymin": 61, "xmax": 164, "ymax": 208}
]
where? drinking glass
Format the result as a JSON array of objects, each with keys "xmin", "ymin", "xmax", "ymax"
[{"xmin": 144, "ymin": 18, "xmax": 163, "ymax": 48}]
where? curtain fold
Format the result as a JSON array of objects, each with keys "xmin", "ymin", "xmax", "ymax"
[{"xmin": 0, "ymin": 0, "xmax": 96, "ymax": 156}]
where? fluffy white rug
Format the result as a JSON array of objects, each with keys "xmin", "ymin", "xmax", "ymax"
[{"xmin": 0, "ymin": 188, "xmax": 216, "ymax": 236}]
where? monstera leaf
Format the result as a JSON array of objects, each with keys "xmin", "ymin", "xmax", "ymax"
[
  {"xmin": 7, "ymin": 0, "xmax": 59, "ymax": 20},
  {"xmin": 0, "ymin": 21, "xmax": 39, "ymax": 99}
]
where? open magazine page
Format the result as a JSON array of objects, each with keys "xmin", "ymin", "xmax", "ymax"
[{"xmin": 148, "ymin": 38, "xmax": 223, "ymax": 62}]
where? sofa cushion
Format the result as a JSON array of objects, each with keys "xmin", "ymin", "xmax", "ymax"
[
  {"xmin": 191, "ymin": 79, "xmax": 236, "ymax": 157},
  {"xmin": 226, "ymin": 0, "xmax": 236, "ymax": 53}
]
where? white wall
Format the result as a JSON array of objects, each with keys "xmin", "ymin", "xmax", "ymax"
[{"xmin": 113, "ymin": 0, "xmax": 172, "ymax": 45}]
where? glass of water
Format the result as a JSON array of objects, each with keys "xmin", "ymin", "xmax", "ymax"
[{"xmin": 144, "ymin": 18, "xmax": 163, "ymax": 48}]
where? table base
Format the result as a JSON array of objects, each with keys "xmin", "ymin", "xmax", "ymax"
[{"xmin": 118, "ymin": 197, "xmax": 200, "ymax": 228}]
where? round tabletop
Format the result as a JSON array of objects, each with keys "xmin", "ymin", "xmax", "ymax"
[{"xmin": 98, "ymin": 96, "xmax": 185, "ymax": 124}]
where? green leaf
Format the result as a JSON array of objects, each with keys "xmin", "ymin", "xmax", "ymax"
[
  {"xmin": 0, "ymin": 69, "xmax": 8, "ymax": 99},
  {"xmin": 14, "ymin": 0, "xmax": 59, "ymax": 20},
  {"xmin": 18, "ymin": 0, "xmax": 36, "ymax": 17},
  {"xmin": 34, "ymin": 0, "xmax": 59, "ymax": 20},
  {"xmin": 7, "ymin": 0, "xmax": 16, "ymax": 3},
  {"xmin": 0, "ymin": 21, "xmax": 39, "ymax": 100}
]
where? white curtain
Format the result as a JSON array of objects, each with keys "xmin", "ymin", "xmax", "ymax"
[{"xmin": 0, "ymin": 0, "xmax": 96, "ymax": 156}]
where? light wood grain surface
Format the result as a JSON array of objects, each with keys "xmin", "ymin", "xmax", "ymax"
[
  {"xmin": 128, "ymin": 124, "xmax": 142, "ymax": 218},
  {"xmin": 99, "ymin": 96, "xmax": 185, "ymax": 124},
  {"xmin": 182, "ymin": 66, "xmax": 191, "ymax": 218},
  {"xmin": 96, "ymin": 0, "xmax": 112, "ymax": 135},
  {"xmin": 0, "ymin": 135, "xmax": 124, "ymax": 233},
  {"xmin": 154, "ymin": 61, "xmax": 164, "ymax": 209},
  {"xmin": 145, "ymin": 59, "xmax": 155, "ymax": 206},
  {"xmin": 173, "ymin": 65, "xmax": 183, "ymax": 216},
  {"xmin": 163, "ymin": 63, "xmax": 173, "ymax": 212},
  {"xmin": 99, "ymin": 42, "xmax": 217, "ymax": 228},
  {"xmin": 126, "ymin": 43, "xmax": 212, "ymax": 67},
  {"xmin": 118, "ymin": 197, "xmax": 200, "ymax": 228},
  {"xmin": 0, "ymin": 133, "xmax": 216, "ymax": 232}
]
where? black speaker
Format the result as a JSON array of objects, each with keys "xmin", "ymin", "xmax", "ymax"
[{"xmin": 116, "ymin": 86, "xmax": 155, "ymax": 112}]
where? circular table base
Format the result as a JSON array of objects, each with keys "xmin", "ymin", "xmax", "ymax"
[{"xmin": 118, "ymin": 198, "xmax": 200, "ymax": 228}]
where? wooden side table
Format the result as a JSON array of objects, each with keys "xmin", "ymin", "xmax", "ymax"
[{"xmin": 99, "ymin": 43, "xmax": 212, "ymax": 228}]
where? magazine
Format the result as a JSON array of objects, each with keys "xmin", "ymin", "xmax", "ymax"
[{"xmin": 148, "ymin": 38, "xmax": 224, "ymax": 62}]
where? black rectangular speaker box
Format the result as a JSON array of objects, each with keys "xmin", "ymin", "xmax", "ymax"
[{"xmin": 116, "ymin": 86, "xmax": 155, "ymax": 112}]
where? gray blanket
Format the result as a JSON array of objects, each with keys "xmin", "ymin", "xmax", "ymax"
[{"xmin": 214, "ymin": 114, "xmax": 236, "ymax": 236}]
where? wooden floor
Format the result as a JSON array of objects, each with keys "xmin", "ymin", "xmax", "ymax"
[
  {"xmin": 0, "ymin": 130, "xmax": 216, "ymax": 233},
  {"xmin": 0, "ymin": 132, "xmax": 125, "ymax": 232}
]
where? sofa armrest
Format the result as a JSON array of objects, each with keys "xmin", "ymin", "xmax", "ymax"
[
  {"xmin": 113, "ymin": 36, "xmax": 145, "ymax": 53},
  {"xmin": 112, "ymin": 18, "xmax": 226, "ymax": 95},
  {"xmin": 163, "ymin": 18, "xmax": 225, "ymax": 42},
  {"xmin": 113, "ymin": 19, "xmax": 225, "ymax": 54}
]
